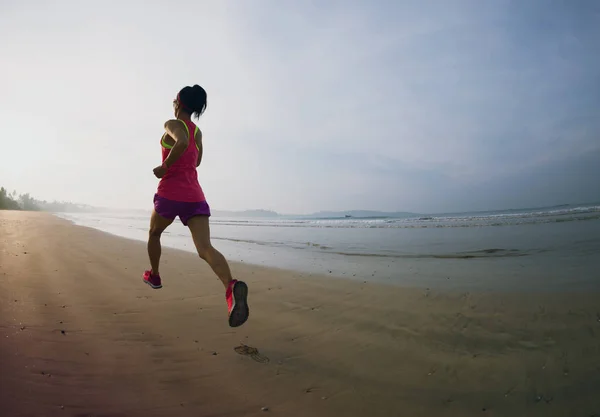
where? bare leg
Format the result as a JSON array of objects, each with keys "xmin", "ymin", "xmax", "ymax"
[
  {"xmin": 148, "ymin": 210, "xmax": 174, "ymax": 276},
  {"xmin": 187, "ymin": 215, "xmax": 233, "ymax": 288}
]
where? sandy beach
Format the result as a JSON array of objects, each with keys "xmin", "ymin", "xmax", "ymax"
[{"xmin": 1, "ymin": 211, "xmax": 599, "ymax": 417}]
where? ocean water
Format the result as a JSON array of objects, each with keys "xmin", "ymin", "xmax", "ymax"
[{"xmin": 55, "ymin": 203, "xmax": 600, "ymax": 291}]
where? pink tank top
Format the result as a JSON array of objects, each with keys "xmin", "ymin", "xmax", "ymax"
[{"xmin": 156, "ymin": 119, "xmax": 206, "ymax": 202}]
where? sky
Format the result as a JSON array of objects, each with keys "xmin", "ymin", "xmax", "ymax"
[{"xmin": 1, "ymin": 0, "xmax": 599, "ymax": 214}]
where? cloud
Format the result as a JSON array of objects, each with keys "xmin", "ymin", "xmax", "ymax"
[{"xmin": 220, "ymin": 1, "xmax": 600, "ymax": 182}]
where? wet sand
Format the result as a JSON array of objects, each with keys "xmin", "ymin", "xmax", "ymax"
[{"xmin": 1, "ymin": 211, "xmax": 599, "ymax": 416}]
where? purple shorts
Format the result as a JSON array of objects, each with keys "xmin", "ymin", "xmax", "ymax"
[{"xmin": 153, "ymin": 194, "xmax": 211, "ymax": 226}]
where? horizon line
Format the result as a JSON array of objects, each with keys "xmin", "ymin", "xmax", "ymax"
[{"xmin": 45, "ymin": 200, "xmax": 600, "ymax": 217}]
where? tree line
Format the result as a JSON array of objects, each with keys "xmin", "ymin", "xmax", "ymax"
[{"xmin": 0, "ymin": 187, "xmax": 96, "ymax": 212}]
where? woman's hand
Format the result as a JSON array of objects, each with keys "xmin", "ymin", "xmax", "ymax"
[{"xmin": 153, "ymin": 164, "xmax": 167, "ymax": 178}]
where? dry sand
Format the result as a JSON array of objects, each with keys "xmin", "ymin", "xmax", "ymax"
[{"xmin": 1, "ymin": 211, "xmax": 599, "ymax": 417}]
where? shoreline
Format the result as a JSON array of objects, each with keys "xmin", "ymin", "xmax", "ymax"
[
  {"xmin": 1, "ymin": 211, "xmax": 600, "ymax": 416},
  {"xmin": 53, "ymin": 211, "xmax": 600, "ymax": 293}
]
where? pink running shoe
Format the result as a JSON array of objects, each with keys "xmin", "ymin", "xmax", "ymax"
[
  {"xmin": 143, "ymin": 270, "xmax": 162, "ymax": 289},
  {"xmin": 226, "ymin": 279, "xmax": 249, "ymax": 327}
]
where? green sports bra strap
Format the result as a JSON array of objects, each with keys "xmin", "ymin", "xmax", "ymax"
[{"xmin": 160, "ymin": 120, "xmax": 199, "ymax": 151}]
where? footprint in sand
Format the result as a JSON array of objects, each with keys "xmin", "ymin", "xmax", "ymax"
[{"xmin": 234, "ymin": 344, "xmax": 270, "ymax": 364}]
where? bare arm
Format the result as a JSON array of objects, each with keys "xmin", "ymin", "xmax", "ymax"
[
  {"xmin": 195, "ymin": 129, "xmax": 203, "ymax": 167},
  {"xmin": 162, "ymin": 120, "xmax": 189, "ymax": 168}
]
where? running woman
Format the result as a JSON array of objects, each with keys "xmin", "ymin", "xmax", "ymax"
[{"xmin": 143, "ymin": 84, "xmax": 249, "ymax": 328}]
